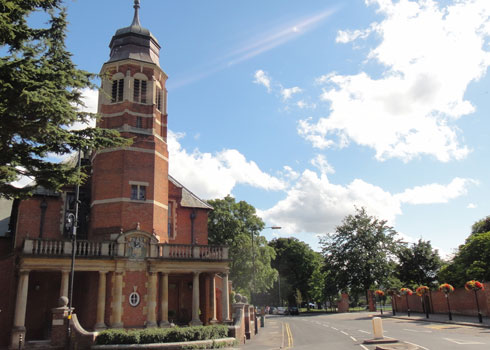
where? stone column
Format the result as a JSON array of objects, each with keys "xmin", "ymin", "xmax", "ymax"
[
  {"xmin": 190, "ymin": 272, "xmax": 202, "ymax": 326},
  {"xmin": 146, "ymin": 272, "xmax": 158, "ymax": 327},
  {"xmin": 10, "ymin": 270, "xmax": 29, "ymax": 349},
  {"xmin": 60, "ymin": 270, "xmax": 69, "ymax": 298},
  {"xmin": 209, "ymin": 273, "xmax": 218, "ymax": 324},
  {"xmin": 111, "ymin": 271, "xmax": 124, "ymax": 328},
  {"xmin": 222, "ymin": 273, "xmax": 231, "ymax": 322},
  {"xmin": 159, "ymin": 273, "xmax": 170, "ymax": 327},
  {"xmin": 94, "ymin": 271, "xmax": 107, "ymax": 330}
]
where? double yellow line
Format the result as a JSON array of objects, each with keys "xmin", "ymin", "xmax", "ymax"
[{"xmin": 284, "ymin": 322, "xmax": 294, "ymax": 348}]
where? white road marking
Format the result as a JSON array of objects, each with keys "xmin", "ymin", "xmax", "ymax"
[
  {"xmin": 350, "ymin": 336, "xmax": 357, "ymax": 341},
  {"xmin": 403, "ymin": 328, "xmax": 432, "ymax": 333},
  {"xmin": 405, "ymin": 341, "xmax": 430, "ymax": 350},
  {"xmin": 341, "ymin": 331, "xmax": 349, "ymax": 336},
  {"xmin": 332, "ymin": 327, "xmax": 338, "ymax": 330},
  {"xmin": 358, "ymin": 330, "xmax": 370, "ymax": 334},
  {"xmin": 359, "ymin": 345, "xmax": 369, "ymax": 350},
  {"xmin": 443, "ymin": 338, "xmax": 485, "ymax": 345}
]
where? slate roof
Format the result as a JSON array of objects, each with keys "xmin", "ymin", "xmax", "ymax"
[{"xmin": 168, "ymin": 175, "xmax": 213, "ymax": 210}]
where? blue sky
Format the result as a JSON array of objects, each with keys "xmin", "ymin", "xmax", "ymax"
[{"xmin": 55, "ymin": 0, "xmax": 489, "ymax": 256}]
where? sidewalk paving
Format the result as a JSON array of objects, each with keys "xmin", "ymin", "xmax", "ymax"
[{"xmin": 379, "ymin": 310, "xmax": 490, "ymax": 328}]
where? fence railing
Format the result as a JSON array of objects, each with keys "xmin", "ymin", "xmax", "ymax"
[{"xmin": 22, "ymin": 238, "xmax": 228, "ymax": 261}]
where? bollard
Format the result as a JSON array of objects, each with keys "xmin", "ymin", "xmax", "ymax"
[
  {"xmin": 372, "ymin": 317, "xmax": 384, "ymax": 339},
  {"xmin": 260, "ymin": 315, "xmax": 265, "ymax": 327}
]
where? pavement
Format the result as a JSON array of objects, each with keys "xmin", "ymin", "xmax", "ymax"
[{"xmin": 379, "ymin": 310, "xmax": 490, "ymax": 328}]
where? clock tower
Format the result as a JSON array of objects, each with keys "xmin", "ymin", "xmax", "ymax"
[{"xmin": 90, "ymin": 0, "xmax": 169, "ymax": 241}]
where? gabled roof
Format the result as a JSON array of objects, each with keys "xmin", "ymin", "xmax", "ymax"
[{"xmin": 168, "ymin": 175, "xmax": 213, "ymax": 210}]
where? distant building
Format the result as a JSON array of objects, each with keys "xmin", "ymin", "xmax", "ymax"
[{"xmin": 0, "ymin": 2, "xmax": 231, "ymax": 348}]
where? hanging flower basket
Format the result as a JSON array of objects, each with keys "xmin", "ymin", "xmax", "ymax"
[
  {"xmin": 400, "ymin": 288, "xmax": 413, "ymax": 296},
  {"xmin": 375, "ymin": 290, "xmax": 385, "ymax": 297},
  {"xmin": 416, "ymin": 286, "xmax": 430, "ymax": 296},
  {"xmin": 465, "ymin": 280, "xmax": 484, "ymax": 291},
  {"xmin": 438, "ymin": 283, "xmax": 454, "ymax": 294}
]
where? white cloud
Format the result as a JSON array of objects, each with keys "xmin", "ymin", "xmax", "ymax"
[
  {"xmin": 281, "ymin": 86, "xmax": 302, "ymax": 100},
  {"xmin": 395, "ymin": 177, "xmax": 478, "ymax": 205},
  {"xmin": 310, "ymin": 154, "xmax": 335, "ymax": 174},
  {"xmin": 260, "ymin": 170, "xmax": 476, "ymax": 236},
  {"xmin": 299, "ymin": 0, "xmax": 490, "ymax": 162},
  {"xmin": 168, "ymin": 131, "xmax": 286, "ymax": 199},
  {"xmin": 253, "ymin": 70, "xmax": 272, "ymax": 92},
  {"xmin": 69, "ymin": 88, "xmax": 98, "ymax": 130},
  {"xmin": 467, "ymin": 203, "xmax": 477, "ymax": 209}
]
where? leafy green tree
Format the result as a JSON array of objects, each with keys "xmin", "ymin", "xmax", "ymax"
[
  {"xmin": 0, "ymin": 0, "xmax": 128, "ymax": 198},
  {"xmin": 320, "ymin": 207, "xmax": 401, "ymax": 301},
  {"xmin": 396, "ymin": 239, "xmax": 442, "ymax": 288},
  {"xmin": 207, "ymin": 195, "xmax": 277, "ymax": 298},
  {"xmin": 269, "ymin": 237, "xmax": 319, "ymax": 307},
  {"xmin": 308, "ymin": 255, "xmax": 326, "ymax": 306},
  {"xmin": 439, "ymin": 231, "xmax": 490, "ymax": 287},
  {"xmin": 471, "ymin": 216, "xmax": 490, "ymax": 236}
]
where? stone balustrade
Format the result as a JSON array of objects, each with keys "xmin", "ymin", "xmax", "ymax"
[{"xmin": 22, "ymin": 238, "xmax": 229, "ymax": 261}]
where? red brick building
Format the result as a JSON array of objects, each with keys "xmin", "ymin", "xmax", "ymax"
[{"xmin": 0, "ymin": 2, "xmax": 231, "ymax": 348}]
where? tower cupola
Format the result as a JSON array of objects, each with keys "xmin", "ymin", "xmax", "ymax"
[{"xmin": 108, "ymin": 0, "xmax": 161, "ymax": 66}]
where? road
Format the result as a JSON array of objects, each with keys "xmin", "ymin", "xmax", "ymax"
[{"xmin": 244, "ymin": 312, "xmax": 490, "ymax": 350}]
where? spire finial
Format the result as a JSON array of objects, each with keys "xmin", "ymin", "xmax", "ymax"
[{"xmin": 131, "ymin": 0, "xmax": 141, "ymax": 27}]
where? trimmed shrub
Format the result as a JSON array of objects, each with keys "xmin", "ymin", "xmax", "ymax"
[
  {"xmin": 95, "ymin": 329, "xmax": 140, "ymax": 345},
  {"xmin": 95, "ymin": 325, "xmax": 229, "ymax": 345}
]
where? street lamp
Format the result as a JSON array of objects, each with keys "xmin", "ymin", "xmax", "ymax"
[
  {"xmin": 251, "ymin": 226, "xmax": 282, "ymax": 306},
  {"xmin": 66, "ymin": 150, "xmax": 81, "ymax": 350}
]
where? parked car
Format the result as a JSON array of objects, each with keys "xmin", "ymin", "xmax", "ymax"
[
  {"xmin": 276, "ymin": 306, "xmax": 287, "ymax": 315},
  {"xmin": 287, "ymin": 306, "xmax": 299, "ymax": 315},
  {"xmin": 269, "ymin": 306, "xmax": 276, "ymax": 315}
]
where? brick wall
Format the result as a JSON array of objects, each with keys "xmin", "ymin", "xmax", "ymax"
[
  {"xmin": 394, "ymin": 283, "xmax": 490, "ymax": 317},
  {"xmin": 0, "ymin": 256, "xmax": 16, "ymax": 348}
]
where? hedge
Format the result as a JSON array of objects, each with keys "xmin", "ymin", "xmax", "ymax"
[{"xmin": 95, "ymin": 325, "xmax": 229, "ymax": 345}]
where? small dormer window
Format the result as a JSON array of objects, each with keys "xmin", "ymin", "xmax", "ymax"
[
  {"xmin": 133, "ymin": 79, "xmax": 147, "ymax": 103},
  {"xmin": 111, "ymin": 79, "xmax": 124, "ymax": 102}
]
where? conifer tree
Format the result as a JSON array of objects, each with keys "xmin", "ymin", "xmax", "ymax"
[{"xmin": 0, "ymin": 0, "xmax": 128, "ymax": 198}]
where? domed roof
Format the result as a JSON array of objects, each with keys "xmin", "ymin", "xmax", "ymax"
[{"xmin": 107, "ymin": 0, "xmax": 161, "ymax": 66}]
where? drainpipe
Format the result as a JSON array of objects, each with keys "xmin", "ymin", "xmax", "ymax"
[
  {"xmin": 190, "ymin": 209, "xmax": 196, "ymax": 244},
  {"xmin": 39, "ymin": 197, "xmax": 47, "ymax": 238}
]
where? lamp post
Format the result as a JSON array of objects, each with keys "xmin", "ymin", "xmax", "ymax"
[
  {"xmin": 66, "ymin": 150, "xmax": 81, "ymax": 349},
  {"xmin": 251, "ymin": 226, "xmax": 281, "ymax": 306}
]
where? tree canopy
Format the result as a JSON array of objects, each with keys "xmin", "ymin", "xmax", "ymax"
[
  {"xmin": 0, "ymin": 0, "xmax": 128, "ymax": 198},
  {"xmin": 207, "ymin": 195, "xmax": 277, "ymax": 298},
  {"xmin": 269, "ymin": 237, "xmax": 320, "ymax": 306},
  {"xmin": 396, "ymin": 239, "xmax": 442, "ymax": 288},
  {"xmin": 320, "ymin": 207, "xmax": 401, "ymax": 298},
  {"xmin": 438, "ymin": 230, "xmax": 490, "ymax": 287}
]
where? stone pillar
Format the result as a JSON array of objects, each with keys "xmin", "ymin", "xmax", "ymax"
[
  {"xmin": 190, "ymin": 272, "xmax": 202, "ymax": 326},
  {"xmin": 50, "ymin": 297, "xmax": 70, "ymax": 348},
  {"xmin": 60, "ymin": 270, "xmax": 69, "ymax": 298},
  {"xmin": 10, "ymin": 270, "xmax": 29, "ymax": 349},
  {"xmin": 159, "ymin": 273, "xmax": 170, "ymax": 327},
  {"xmin": 94, "ymin": 271, "xmax": 107, "ymax": 330},
  {"xmin": 146, "ymin": 272, "xmax": 158, "ymax": 327},
  {"xmin": 111, "ymin": 271, "xmax": 124, "ymax": 328},
  {"xmin": 209, "ymin": 273, "xmax": 218, "ymax": 324},
  {"xmin": 222, "ymin": 273, "xmax": 231, "ymax": 322}
]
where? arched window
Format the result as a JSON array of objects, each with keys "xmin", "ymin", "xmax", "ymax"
[
  {"xmin": 133, "ymin": 73, "xmax": 148, "ymax": 104},
  {"xmin": 111, "ymin": 72, "xmax": 125, "ymax": 103}
]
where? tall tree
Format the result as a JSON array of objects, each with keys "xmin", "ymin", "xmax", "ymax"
[
  {"xmin": 320, "ymin": 207, "xmax": 401, "ymax": 300},
  {"xmin": 0, "ymin": 0, "xmax": 128, "ymax": 198},
  {"xmin": 439, "ymin": 230, "xmax": 490, "ymax": 287},
  {"xmin": 269, "ymin": 237, "xmax": 319, "ymax": 306},
  {"xmin": 396, "ymin": 239, "xmax": 442, "ymax": 288},
  {"xmin": 207, "ymin": 195, "xmax": 277, "ymax": 298},
  {"xmin": 471, "ymin": 215, "xmax": 490, "ymax": 236}
]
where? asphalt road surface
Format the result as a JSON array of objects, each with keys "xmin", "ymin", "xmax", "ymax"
[{"xmin": 243, "ymin": 312, "xmax": 490, "ymax": 350}]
